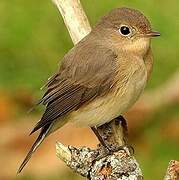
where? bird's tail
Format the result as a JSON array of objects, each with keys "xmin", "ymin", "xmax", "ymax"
[{"xmin": 17, "ymin": 123, "xmax": 51, "ymax": 174}]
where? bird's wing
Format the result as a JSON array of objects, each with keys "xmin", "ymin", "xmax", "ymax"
[{"xmin": 31, "ymin": 41, "xmax": 118, "ymax": 134}]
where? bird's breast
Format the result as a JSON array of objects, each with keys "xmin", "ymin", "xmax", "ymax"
[{"xmin": 68, "ymin": 59, "xmax": 147, "ymax": 127}]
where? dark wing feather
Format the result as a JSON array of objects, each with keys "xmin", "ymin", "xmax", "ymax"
[{"xmin": 31, "ymin": 37, "xmax": 117, "ymax": 134}]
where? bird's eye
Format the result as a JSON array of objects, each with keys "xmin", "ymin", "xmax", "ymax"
[{"xmin": 119, "ymin": 26, "xmax": 131, "ymax": 36}]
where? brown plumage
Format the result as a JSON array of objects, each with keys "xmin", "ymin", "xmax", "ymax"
[
  {"xmin": 17, "ymin": 7, "xmax": 160, "ymax": 173},
  {"xmin": 31, "ymin": 44, "xmax": 118, "ymax": 133}
]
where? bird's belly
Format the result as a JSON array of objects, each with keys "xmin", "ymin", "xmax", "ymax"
[{"xmin": 69, "ymin": 69, "xmax": 147, "ymax": 127}]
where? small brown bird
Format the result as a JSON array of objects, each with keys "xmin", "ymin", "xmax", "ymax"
[{"xmin": 18, "ymin": 7, "xmax": 160, "ymax": 173}]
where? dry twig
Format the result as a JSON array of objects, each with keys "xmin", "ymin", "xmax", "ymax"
[{"xmin": 56, "ymin": 118, "xmax": 143, "ymax": 179}]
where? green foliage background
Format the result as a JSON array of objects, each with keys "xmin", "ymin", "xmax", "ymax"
[
  {"xmin": 0, "ymin": 0, "xmax": 179, "ymax": 179},
  {"xmin": 1, "ymin": 0, "xmax": 179, "ymax": 91}
]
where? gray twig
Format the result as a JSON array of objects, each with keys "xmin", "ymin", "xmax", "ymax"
[{"xmin": 56, "ymin": 118, "xmax": 143, "ymax": 180}]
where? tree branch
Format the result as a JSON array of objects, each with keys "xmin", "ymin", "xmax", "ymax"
[
  {"xmin": 164, "ymin": 160, "xmax": 179, "ymax": 180},
  {"xmin": 52, "ymin": 0, "xmax": 91, "ymax": 44},
  {"xmin": 56, "ymin": 118, "xmax": 143, "ymax": 179}
]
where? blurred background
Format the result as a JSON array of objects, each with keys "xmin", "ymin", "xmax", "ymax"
[{"xmin": 0, "ymin": 0, "xmax": 179, "ymax": 179}]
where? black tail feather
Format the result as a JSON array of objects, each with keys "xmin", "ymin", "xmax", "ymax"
[{"xmin": 17, "ymin": 124, "xmax": 51, "ymax": 174}]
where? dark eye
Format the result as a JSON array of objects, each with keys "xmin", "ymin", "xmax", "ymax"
[{"xmin": 119, "ymin": 26, "xmax": 131, "ymax": 36}]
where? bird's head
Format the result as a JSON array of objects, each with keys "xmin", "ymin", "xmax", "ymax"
[{"xmin": 94, "ymin": 7, "xmax": 160, "ymax": 56}]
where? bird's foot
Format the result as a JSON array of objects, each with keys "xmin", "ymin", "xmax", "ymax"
[
  {"xmin": 91, "ymin": 116, "xmax": 133, "ymax": 161},
  {"xmin": 96, "ymin": 144, "xmax": 129, "ymax": 160}
]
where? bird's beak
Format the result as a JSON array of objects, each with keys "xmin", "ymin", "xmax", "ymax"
[{"xmin": 146, "ymin": 31, "xmax": 160, "ymax": 37}]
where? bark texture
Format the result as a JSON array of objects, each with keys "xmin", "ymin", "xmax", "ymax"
[{"xmin": 56, "ymin": 118, "xmax": 143, "ymax": 180}]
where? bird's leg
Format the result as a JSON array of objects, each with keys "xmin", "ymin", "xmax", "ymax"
[
  {"xmin": 91, "ymin": 116, "xmax": 131, "ymax": 159},
  {"xmin": 91, "ymin": 126, "xmax": 110, "ymax": 150},
  {"xmin": 91, "ymin": 126, "xmax": 112, "ymax": 159}
]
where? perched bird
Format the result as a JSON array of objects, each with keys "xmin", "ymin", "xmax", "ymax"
[{"xmin": 17, "ymin": 7, "xmax": 160, "ymax": 173}]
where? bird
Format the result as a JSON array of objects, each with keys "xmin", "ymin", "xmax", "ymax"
[{"xmin": 17, "ymin": 7, "xmax": 160, "ymax": 173}]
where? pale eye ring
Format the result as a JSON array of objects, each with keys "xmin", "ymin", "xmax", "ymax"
[{"xmin": 119, "ymin": 25, "xmax": 131, "ymax": 36}]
